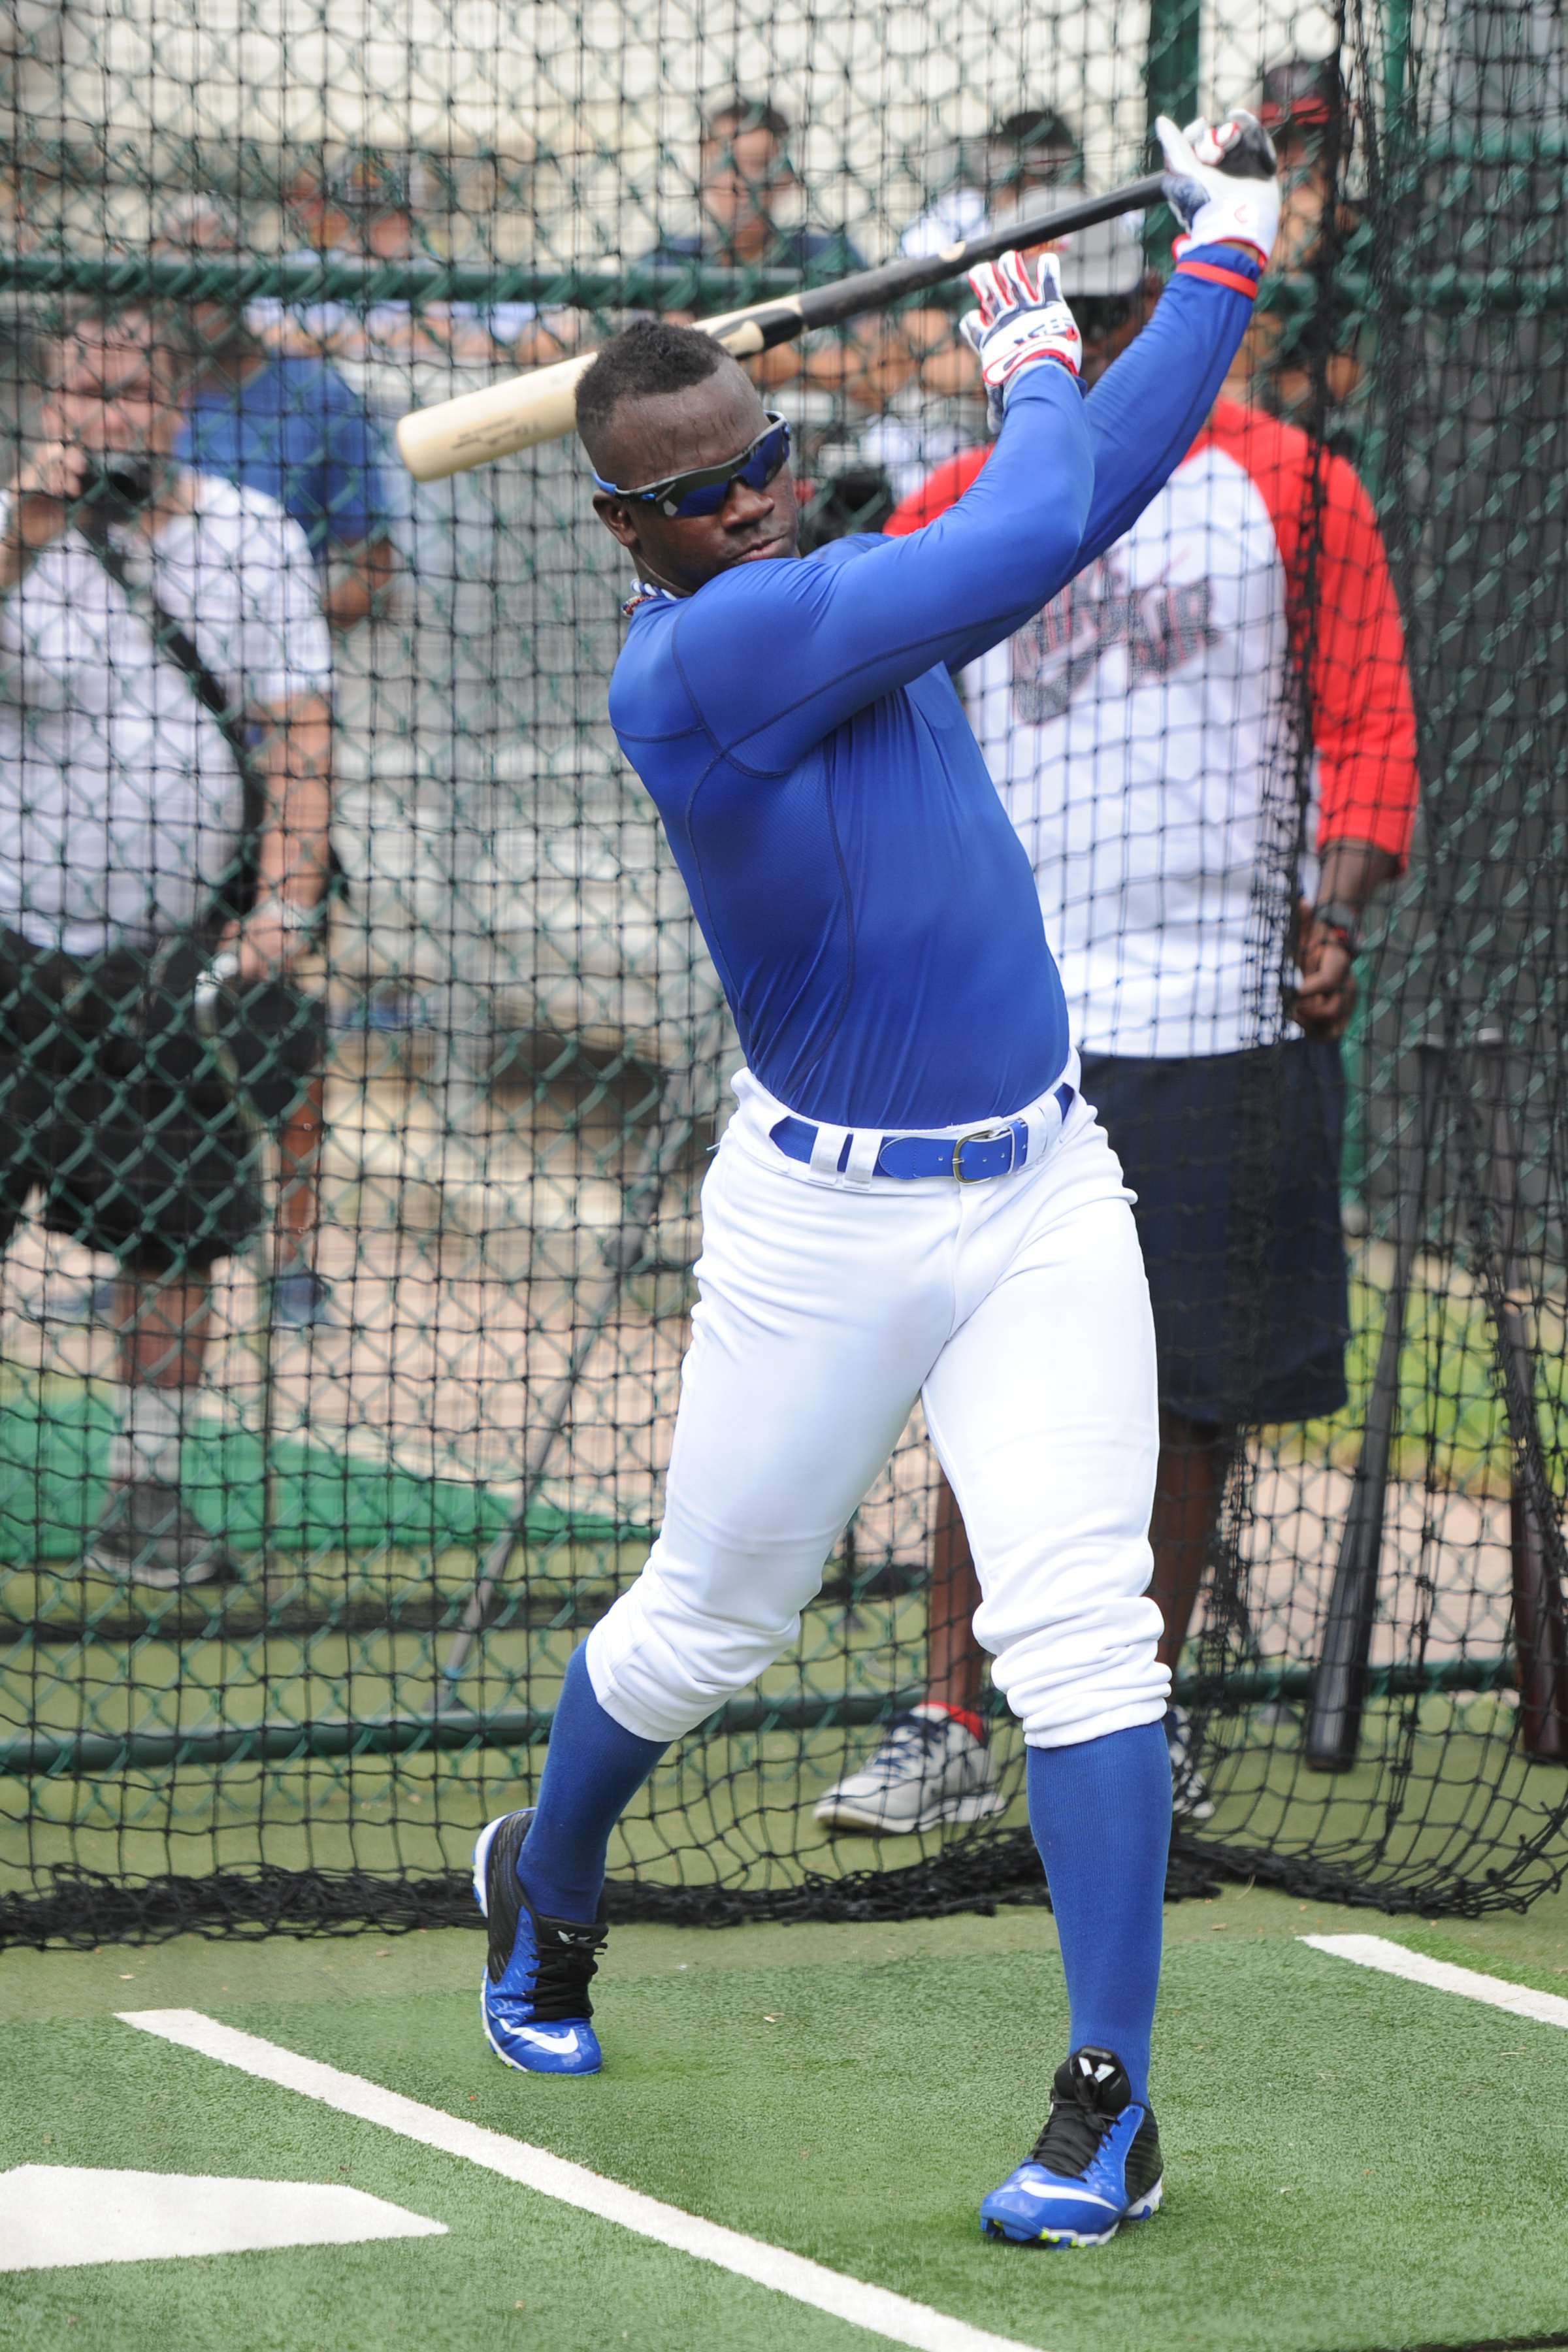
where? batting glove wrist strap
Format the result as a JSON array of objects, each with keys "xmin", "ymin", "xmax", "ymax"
[
  {"xmin": 1157, "ymin": 108, "xmax": 1281, "ymax": 265},
  {"xmin": 960, "ymin": 250, "xmax": 1083, "ymax": 433}
]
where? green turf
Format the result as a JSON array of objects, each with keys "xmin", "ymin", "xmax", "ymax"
[
  {"xmin": 3, "ymin": 1895, "xmax": 1568, "ymax": 2351},
  {"xmin": 0, "ymin": 1367, "xmax": 641, "ymax": 1561}
]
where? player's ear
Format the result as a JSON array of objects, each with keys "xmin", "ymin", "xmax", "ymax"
[{"xmin": 592, "ymin": 490, "xmax": 643, "ymax": 551}]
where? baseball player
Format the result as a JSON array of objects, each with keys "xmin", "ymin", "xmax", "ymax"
[
  {"xmin": 819, "ymin": 158, "xmax": 1418, "ymax": 1842},
  {"xmin": 472, "ymin": 114, "xmax": 1281, "ymax": 2247}
]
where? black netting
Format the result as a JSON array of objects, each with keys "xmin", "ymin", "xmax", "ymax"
[{"xmin": 1, "ymin": 0, "xmax": 1565, "ymax": 1948}]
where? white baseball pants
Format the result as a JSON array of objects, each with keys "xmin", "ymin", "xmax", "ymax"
[{"xmin": 585, "ymin": 1060, "xmax": 1168, "ymax": 1748}]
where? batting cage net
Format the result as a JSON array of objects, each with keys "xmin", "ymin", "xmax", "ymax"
[{"xmin": 0, "ymin": 0, "xmax": 1564, "ymax": 1945}]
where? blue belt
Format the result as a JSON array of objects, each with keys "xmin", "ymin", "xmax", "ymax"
[{"xmin": 770, "ymin": 1083, "xmax": 1075, "ymax": 1184}]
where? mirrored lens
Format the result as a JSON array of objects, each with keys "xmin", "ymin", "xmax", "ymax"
[{"xmin": 663, "ymin": 420, "xmax": 790, "ymax": 517}]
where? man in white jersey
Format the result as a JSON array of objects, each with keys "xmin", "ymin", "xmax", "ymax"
[
  {"xmin": 0, "ymin": 304, "xmax": 333, "ymax": 1585},
  {"xmin": 817, "ymin": 209, "xmax": 1419, "ymax": 1836}
]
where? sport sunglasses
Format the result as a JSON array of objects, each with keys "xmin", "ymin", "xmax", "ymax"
[{"xmin": 591, "ymin": 413, "xmax": 791, "ymax": 518}]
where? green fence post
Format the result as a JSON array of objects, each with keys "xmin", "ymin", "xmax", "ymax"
[
  {"xmin": 1146, "ymin": 0, "xmax": 1201, "ymax": 137},
  {"xmin": 1144, "ymin": 0, "xmax": 1201, "ymax": 263},
  {"xmin": 1380, "ymin": 0, "xmax": 1411, "ymax": 131}
]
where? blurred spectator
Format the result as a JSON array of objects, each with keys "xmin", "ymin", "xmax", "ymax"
[
  {"xmin": 1254, "ymin": 53, "xmax": 1365, "ymax": 416},
  {"xmin": 0, "ymin": 303, "xmax": 333, "ymax": 1579},
  {"xmin": 1260, "ymin": 52, "xmax": 1350, "ymax": 269},
  {"xmin": 847, "ymin": 106, "xmax": 1089, "ymax": 494},
  {"xmin": 161, "ymin": 195, "xmax": 392, "ymax": 1327},
  {"xmin": 644, "ymin": 97, "xmax": 865, "ymax": 279},
  {"xmin": 161, "ymin": 195, "xmax": 397, "ymax": 632},
  {"xmin": 901, "ymin": 105, "xmax": 1085, "ymax": 257},
  {"xmin": 255, "ymin": 156, "xmax": 532, "ymax": 366},
  {"xmin": 638, "ymin": 99, "xmax": 867, "ymax": 393},
  {"xmin": 860, "ymin": 212, "xmax": 1143, "ymax": 501}
]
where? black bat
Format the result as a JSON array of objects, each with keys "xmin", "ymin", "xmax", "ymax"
[
  {"xmin": 1474, "ymin": 1032, "xmax": 1568, "ymax": 1763},
  {"xmin": 400, "ymin": 113, "xmax": 1281, "ymax": 481},
  {"xmin": 1307, "ymin": 1043, "xmax": 1443, "ymax": 1772}
]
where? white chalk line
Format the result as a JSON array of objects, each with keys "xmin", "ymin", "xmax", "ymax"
[
  {"xmin": 119, "ymin": 2009, "xmax": 1047, "ymax": 2352},
  {"xmin": 1301, "ymin": 1933, "xmax": 1568, "ymax": 2031}
]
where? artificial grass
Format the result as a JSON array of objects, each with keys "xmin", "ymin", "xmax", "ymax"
[
  {"xmin": 0, "ymin": 1370, "xmax": 641, "ymax": 1563},
  {"xmin": 1286, "ymin": 1267, "xmax": 1567, "ymax": 1496},
  {"xmin": 3, "ymin": 1914, "xmax": 1568, "ymax": 2351}
]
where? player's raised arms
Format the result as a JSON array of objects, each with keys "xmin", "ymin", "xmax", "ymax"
[{"xmin": 629, "ymin": 369, "xmax": 1089, "ymax": 768}]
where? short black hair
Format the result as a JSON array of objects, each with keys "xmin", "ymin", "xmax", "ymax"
[
  {"xmin": 705, "ymin": 95, "xmax": 790, "ymax": 144},
  {"xmin": 575, "ymin": 318, "xmax": 730, "ymax": 468},
  {"xmin": 992, "ymin": 106, "xmax": 1081, "ymax": 155}
]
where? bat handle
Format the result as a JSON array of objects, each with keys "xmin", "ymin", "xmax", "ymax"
[{"xmin": 1475, "ymin": 1032, "xmax": 1568, "ymax": 1762}]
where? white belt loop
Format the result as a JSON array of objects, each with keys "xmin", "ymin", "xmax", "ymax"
[
  {"xmin": 844, "ymin": 1128, "xmax": 880, "ymax": 1187},
  {"xmin": 808, "ymin": 1122, "xmax": 852, "ymax": 1184}
]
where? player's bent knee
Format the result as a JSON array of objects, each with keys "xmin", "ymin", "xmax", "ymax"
[
  {"xmin": 585, "ymin": 1543, "xmax": 811, "ymax": 1744},
  {"xmin": 988, "ymin": 1594, "xmax": 1168, "ymax": 1747}
]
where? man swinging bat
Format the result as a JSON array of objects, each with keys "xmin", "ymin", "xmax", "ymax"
[{"xmin": 472, "ymin": 112, "xmax": 1279, "ymax": 2249}]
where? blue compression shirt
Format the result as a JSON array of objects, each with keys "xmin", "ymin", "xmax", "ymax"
[{"xmin": 608, "ymin": 250, "xmax": 1262, "ymax": 1130}]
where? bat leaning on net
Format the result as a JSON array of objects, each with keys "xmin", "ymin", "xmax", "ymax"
[
  {"xmin": 395, "ymin": 172, "xmax": 1168, "ymax": 482},
  {"xmin": 1306, "ymin": 1041, "xmax": 1444, "ymax": 1772},
  {"xmin": 1474, "ymin": 1030, "xmax": 1568, "ymax": 1763}
]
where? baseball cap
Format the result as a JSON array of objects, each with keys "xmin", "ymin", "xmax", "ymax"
[
  {"xmin": 329, "ymin": 152, "xmax": 437, "ymax": 213},
  {"xmin": 1258, "ymin": 54, "xmax": 1347, "ymax": 133}
]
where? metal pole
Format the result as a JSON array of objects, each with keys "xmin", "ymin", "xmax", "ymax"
[{"xmin": 1143, "ymin": 0, "xmax": 1202, "ymax": 263}]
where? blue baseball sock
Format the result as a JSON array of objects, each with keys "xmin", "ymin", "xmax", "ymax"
[
  {"xmin": 516, "ymin": 1645, "xmax": 666, "ymax": 1923},
  {"xmin": 1026, "ymin": 1720, "xmax": 1171, "ymax": 2107}
]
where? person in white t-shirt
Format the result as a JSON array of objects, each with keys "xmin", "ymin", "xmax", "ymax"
[
  {"xmin": 0, "ymin": 302, "xmax": 333, "ymax": 1586},
  {"xmin": 815, "ymin": 199, "xmax": 1420, "ymax": 1837}
]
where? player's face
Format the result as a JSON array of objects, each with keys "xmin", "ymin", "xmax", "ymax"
[{"xmin": 591, "ymin": 365, "xmax": 800, "ymax": 594}]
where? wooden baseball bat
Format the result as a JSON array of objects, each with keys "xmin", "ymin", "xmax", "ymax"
[
  {"xmin": 1475, "ymin": 1032, "xmax": 1568, "ymax": 1763},
  {"xmin": 395, "ymin": 173, "xmax": 1167, "ymax": 482},
  {"xmin": 1307, "ymin": 1043, "xmax": 1443, "ymax": 1772}
]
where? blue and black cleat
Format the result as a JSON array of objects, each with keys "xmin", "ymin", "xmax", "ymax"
[
  {"xmin": 472, "ymin": 1810, "xmax": 608, "ymax": 2075},
  {"xmin": 981, "ymin": 2046, "xmax": 1163, "ymax": 2246}
]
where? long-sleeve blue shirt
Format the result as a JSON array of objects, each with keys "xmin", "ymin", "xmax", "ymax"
[{"xmin": 608, "ymin": 250, "xmax": 1262, "ymax": 1130}]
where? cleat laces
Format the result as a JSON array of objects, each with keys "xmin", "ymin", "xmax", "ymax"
[
  {"xmin": 1028, "ymin": 2050, "xmax": 1130, "ymax": 2176},
  {"xmin": 866, "ymin": 1715, "xmax": 951, "ymax": 1780},
  {"xmin": 523, "ymin": 1916, "xmax": 608, "ymax": 2022}
]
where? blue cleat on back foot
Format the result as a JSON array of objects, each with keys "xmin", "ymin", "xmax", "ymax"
[
  {"xmin": 472, "ymin": 1811, "xmax": 607, "ymax": 2075},
  {"xmin": 981, "ymin": 2046, "xmax": 1163, "ymax": 2247}
]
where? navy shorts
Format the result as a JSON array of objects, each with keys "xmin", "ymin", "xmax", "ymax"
[
  {"xmin": 1078, "ymin": 1039, "xmax": 1350, "ymax": 1428},
  {"xmin": 0, "ymin": 979, "xmax": 323, "ymax": 1276}
]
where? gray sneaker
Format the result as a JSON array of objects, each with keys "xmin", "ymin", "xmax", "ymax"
[
  {"xmin": 86, "ymin": 1478, "xmax": 234, "ymax": 1589},
  {"xmin": 815, "ymin": 1706, "xmax": 1005, "ymax": 1835}
]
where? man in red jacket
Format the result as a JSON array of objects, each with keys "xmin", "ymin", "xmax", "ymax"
[{"xmin": 815, "ymin": 221, "xmax": 1419, "ymax": 1837}]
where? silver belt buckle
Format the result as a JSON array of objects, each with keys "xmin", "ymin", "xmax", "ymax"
[{"xmin": 953, "ymin": 1122, "xmax": 1015, "ymax": 1183}]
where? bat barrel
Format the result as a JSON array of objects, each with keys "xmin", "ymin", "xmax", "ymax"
[
  {"xmin": 1305, "ymin": 1045, "xmax": 1445, "ymax": 1772},
  {"xmin": 395, "ymin": 351, "xmax": 598, "ymax": 480}
]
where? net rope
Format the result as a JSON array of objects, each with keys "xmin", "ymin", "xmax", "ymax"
[{"xmin": 0, "ymin": 0, "xmax": 1565, "ymax": 1946}]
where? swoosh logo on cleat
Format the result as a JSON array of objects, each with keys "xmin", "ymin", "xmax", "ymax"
[{"xmin": 515, "ymin": 2026, "xmax": 581, "ymax": 2053}]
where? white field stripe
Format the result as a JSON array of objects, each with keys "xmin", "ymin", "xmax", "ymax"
[
  {"xmin": 1301, "ymin": 1935, "xmax": 1568, "ymax": 2030},
  {"xmin": 120, "ymin": 2010, "xmax": 1046, "ymax": 2352}
]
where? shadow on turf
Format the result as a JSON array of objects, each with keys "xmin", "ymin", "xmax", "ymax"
[{"xmin": 1371, "ymin": 2336, "xmax": 1568, "ymax": 2351}]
